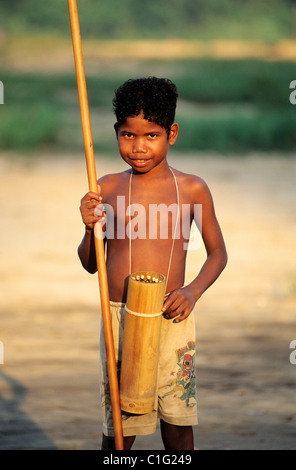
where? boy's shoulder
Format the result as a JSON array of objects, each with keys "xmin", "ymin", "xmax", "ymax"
[
  {"xmin": 98, "ymin": 169, "xmax": 130, "ymax": 183},
  {"xmin": 171, "ymin": 167, "xmax": 210, "ymax": 198},
  {"xmin": 98, "ymin": 170, "xmax": 130, "ymax": 197}
]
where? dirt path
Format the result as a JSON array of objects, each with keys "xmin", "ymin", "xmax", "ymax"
[{"xmin": 0, "ymin": 152, "xmax": 295, "ymax": 449}]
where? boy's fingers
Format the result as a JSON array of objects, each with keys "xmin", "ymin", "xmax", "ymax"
[
  {"xmin": 174, "ymin": 310, "xmax": 190, "ymax": 323},
  {"xmin": 81, "ymin": 191, "xmax": 102, "ymax": 203},
  {"xmin": 81, "ymin": 198, "xmax": 103, "ymax": 216},
  {"xmin": 94, "ymin": 203, "xmax": 105, "ymax": 217},
  {"xmin": 162, "ymin": 293, "xmax": 172, "ymax": 311},
  {"xmin": 89, "ymin": 193, "xmax": 102, "ymax": 203},
  {"xmin": 162, "ymin": 291, "xmax": 179, "ymax": 312},
  {"xmin": 167, "ymin": 302, "xmax": 186, "ymax": 318}
]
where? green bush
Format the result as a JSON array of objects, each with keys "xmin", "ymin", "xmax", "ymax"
[
  {"xmin": 0, "ymin": 0, "xmax": 295, "ymax": 40},
  {"xmin": 175, "ymin": 60, "xmax": 296, "ymax": 107},
  {"xmin": 176, "ymin": 111, "xmax": 296, "ymax": 153},
  {"xmin": 1, "ymin": 60, "xmax": 295, "ymax": 153},
  {"xmin": 0, "ymin": 104, "xmax": 59, "ymax": 149}
]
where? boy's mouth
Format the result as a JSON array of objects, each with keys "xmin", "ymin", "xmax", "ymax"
[{"xmin": 130, "ymin": 158, "xmax": 151, "ymax": 167}]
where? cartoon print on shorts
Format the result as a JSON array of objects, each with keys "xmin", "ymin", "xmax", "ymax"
[{"xmin": 162, "ymin": 341, "xmax": 196, "ymax": 407}]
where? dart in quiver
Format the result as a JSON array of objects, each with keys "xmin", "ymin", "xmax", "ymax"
[{"xmin": 120, "ymin": 271, "xmax": 166, "ymax": 414}]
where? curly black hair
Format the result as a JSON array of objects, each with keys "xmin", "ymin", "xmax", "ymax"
[{"xmin": 113, "ymin": 77, "xmax": 178, "ymax": 135}]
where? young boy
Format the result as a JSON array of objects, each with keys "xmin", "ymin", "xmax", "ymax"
[{"xmin": 78, "ymin": 77, "xmax": 227, "ymax": 450}]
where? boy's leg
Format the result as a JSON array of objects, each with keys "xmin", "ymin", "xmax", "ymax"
[
  {"xmin": 160, "ymin": 420, "xmax": 194, "ymax": 450},
  {"xmin": 157, "ymin": 315, "xmax": 197, "ymax": 451},
  {"xmin": 101, "ymin": 434, "xmax": 136, "ymax": 450}
]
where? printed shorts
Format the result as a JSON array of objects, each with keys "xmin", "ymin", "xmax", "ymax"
[{"xmin": 100, "ymin": 301, "xmax": 198, "ymax": 437}]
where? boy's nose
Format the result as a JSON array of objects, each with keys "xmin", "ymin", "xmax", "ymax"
[{"xmin": 132, "ymin": 138, "xmax": 147, "ymax": 153}]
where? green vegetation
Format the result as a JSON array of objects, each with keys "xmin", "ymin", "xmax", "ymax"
[
  {"xmin": 0, "ymin": 0, "xmax": 295, "ymax": 154},
  {"xmin": 0, "ymin": 59, "xmax": 295, "ymax": 154},
  {"xmin": 0, "ymin": 104, "xmax": 58, "ymax": 149},
  {"xmin": 0, "ymin": 0, "xmax": 295, "ymax": 41},
  {"xmin": 177, "ymin": 111, "xmax": 296, "ymax": 153},
  {"xmin": 174, "ymin": 59, "xmax": 296, "ymax": 153}
]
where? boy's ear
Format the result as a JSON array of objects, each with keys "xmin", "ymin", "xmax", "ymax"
[
  {"xmin": 169, "ymin": 123, "xmax": 179, "ymax": 145},
  {"xmin": 114, "ymin": 122, "xmax": 119, "ymax": 138}
]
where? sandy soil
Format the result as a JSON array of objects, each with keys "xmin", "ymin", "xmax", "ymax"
[{"xmin": 0, "ymin": 151, "xmax": 295, "ymax": 450}]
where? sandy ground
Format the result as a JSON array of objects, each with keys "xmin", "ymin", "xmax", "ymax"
[{"xmin": 0, "ymin": 151, "xmax": 296, "ymax": 450}]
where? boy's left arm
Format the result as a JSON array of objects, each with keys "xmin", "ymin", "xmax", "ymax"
[{"xmin": 162, "ymin": 178, "xmax": 227, "ymax": 323}]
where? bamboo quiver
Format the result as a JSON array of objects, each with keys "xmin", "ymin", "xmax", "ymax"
[{"xmin": 120, "ymin": 271, "xmax": 166, "ymax": 414}]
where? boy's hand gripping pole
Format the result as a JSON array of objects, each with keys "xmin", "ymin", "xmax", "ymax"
[{"xmin": 68, "ymin": 0, "xmax": 124, "ymax": 450}]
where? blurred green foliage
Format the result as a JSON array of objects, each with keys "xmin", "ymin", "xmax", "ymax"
[
  {"xmin": 0, "ymin": 104, "xmax": 58, "ymax": 149},
  {"xmin": 176, "ymin": 111, "xmax": 296, "ymax": 153},
  {"xmin": 0, "ymin": 59, "xmax": 296, "ymax": 153},
  {"xmin": 0, "ymin": 0, "xmax": 295, "ymax": 154},
  {"xmin": 0, "ymin": 0, "xmax": 295, "ymax": 40},
  {"xmin": 176, "ymin": 60, "xmax": 293, "ymax": 106}
]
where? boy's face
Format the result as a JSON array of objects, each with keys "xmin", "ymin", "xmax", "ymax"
[{"xmin": 115, "ymin": 113, "xmax": 178, "ymax": 173}]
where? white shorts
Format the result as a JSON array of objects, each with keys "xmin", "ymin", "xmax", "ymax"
[{"xmin": 100, "ymin": 301, "xmax": 198, "ymax": 437}]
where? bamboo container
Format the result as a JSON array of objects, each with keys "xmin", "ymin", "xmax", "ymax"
[{"xmin": 120, "ymin": 271, "xmax": 166, "ymax": 414}]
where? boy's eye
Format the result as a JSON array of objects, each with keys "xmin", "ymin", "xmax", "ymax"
[
  {"xmin": 123, "ymin": 133, "xmax": 133, "ymax": 139},
  {"xmin": 148, "ymin": 133, "xmax": 158, "ymax": 139}
]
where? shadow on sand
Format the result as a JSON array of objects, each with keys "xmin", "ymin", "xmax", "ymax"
[{"xmin": 0, "ymin": 370, "xmax": 57, "ymax": 450}]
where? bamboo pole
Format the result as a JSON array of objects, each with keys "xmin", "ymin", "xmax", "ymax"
[{"xmin": 68, "ymin": 0, "xmax": 124, "ymax": 450}]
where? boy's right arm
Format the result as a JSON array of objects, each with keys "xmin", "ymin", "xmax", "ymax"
[{"xmin": 77, "ymin": 190, "xmax": 104, "ymax": 274}]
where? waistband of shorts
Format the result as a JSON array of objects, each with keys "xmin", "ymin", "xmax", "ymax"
[
  {"xmin": 109, "ymin": 300, "xmax": 126, "ymax": 309},
  {"xmin": 109, "ymin": 290, "xmax": 179, "ymax": 310}
]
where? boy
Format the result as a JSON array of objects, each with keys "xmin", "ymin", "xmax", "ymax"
[{"xmin": 78, "ymin": 77, "xmax": 227, "ymax": 450}]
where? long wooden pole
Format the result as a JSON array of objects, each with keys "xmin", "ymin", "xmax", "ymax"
[{"xmin": 68, "ymin": 0, "xmax": 124, "ymax": 450}]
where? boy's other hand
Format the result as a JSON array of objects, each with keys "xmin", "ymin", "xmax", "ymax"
[
  {"xmin": 162, "ymin": 286, "xmax": 197, "ymax": 323},
  {"xmin": 80, "ymin": 188, "xmax": 105, "ymax": 230}
]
